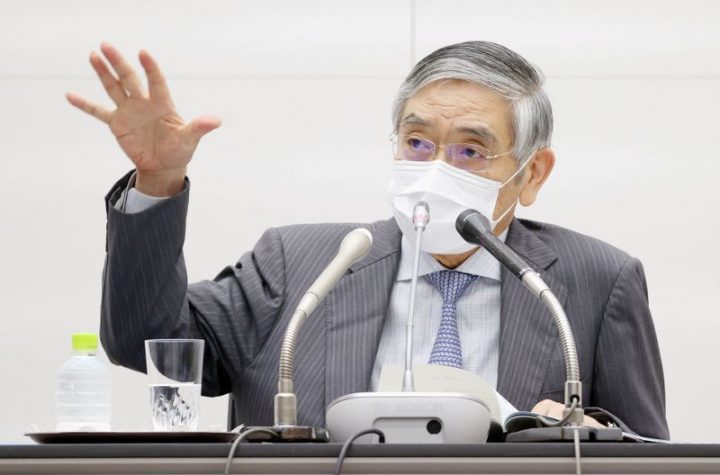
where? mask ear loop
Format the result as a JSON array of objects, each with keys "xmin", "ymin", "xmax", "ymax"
[
  {"xmin": 491, "ymin": 154, "xmax": 535, "ymax": 231},
  {"xmin": 489, "ymin": 198, "xmax": 518, "ymax": 232},
  {"xmin": 499, "ymin": 153, "xmax": 534, "ymax": 188}
]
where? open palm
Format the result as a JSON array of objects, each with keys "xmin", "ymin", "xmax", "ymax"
[{"xmin": 67, "ymin": 43, "xmax": 221, "ymax": 194}]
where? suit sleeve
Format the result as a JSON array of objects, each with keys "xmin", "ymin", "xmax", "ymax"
[
  {"xmin": 100, "ymin": 173, "xmax": 286, "ymax": 396},
  {"xmin": 592, "ymin": 257, "xmax": 669, "ymax": 439}
]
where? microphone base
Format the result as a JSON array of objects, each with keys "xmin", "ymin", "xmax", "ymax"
[
  {"xmin": 326, "ymin": 391, "xmax": 492, "ymax": 444},
  {"xmin": 505, "ymin": 426, "xmax": 624, "ymax": 443},
  {"xmin": 240, "ymin": 425, "xmax": 330, "ymax": 443}
]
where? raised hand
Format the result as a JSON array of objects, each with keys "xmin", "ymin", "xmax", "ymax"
[{"xmin": 67, "ymin": 43, "xmax": 221, "ymax": 196}]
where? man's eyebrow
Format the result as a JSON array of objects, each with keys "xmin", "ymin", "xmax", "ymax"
[
  {"xmin": 400, "ymin": 113, "xmax": 432, "ymax": 127},
  {"xmin": 457, "ymin": 125, "xmax": 497, "ymax": 146},
  {"xmin": 401, "ymin": 115, "xmax": 498, "ymax": 145}
]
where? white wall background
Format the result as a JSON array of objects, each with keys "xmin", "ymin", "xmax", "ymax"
[{"xmin": 0, "ymin": 0, "xmax": 718, "ymax": 443}]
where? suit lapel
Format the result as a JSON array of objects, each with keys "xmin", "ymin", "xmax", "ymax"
[
  {"xmin": 496, "ymin": 219, "xmax": 567, "ymax": 411},
  {"xmin": 324, "ymin": 219, "xmax": 401, "ymax": 406}
]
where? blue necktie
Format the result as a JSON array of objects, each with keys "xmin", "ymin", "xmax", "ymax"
[{"xmin": 427, "ymin": 271, "xmax": 478, "ymax": 368}]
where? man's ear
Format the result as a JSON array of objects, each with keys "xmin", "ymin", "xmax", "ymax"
[{"xmin": 519, "ymin": 148, "xmax": 555, "ymax": 206}]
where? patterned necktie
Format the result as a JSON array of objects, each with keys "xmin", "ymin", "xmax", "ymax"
[{"xmin": 427, "ymin": 270, "xmax": 478, "ymax": 368}]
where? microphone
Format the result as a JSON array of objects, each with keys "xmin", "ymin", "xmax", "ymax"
[
  {"xmin": 411, "ymin": 201, "xmax": 430, "ymax": 228},
  {"xmin": 455, "ymin": 209, "xmax": 584, "ymax": 428},
  {"xmin": 325, "ymin": 203, "xmax": 493, "ymax": 444},
  {"xmin": 455, "ymin": 209, "xmax": 533, "ymax": 281},
  {"xmin": 402, "ymin": 201, "xmax": 430, "ymax": 392},
  {"xmin": 274, "ymin": 228, "xmax": 372, "ymax": 430},
  {"xmin": 293, "ymin": 228, "xmax": 373, "ymax": 319}
]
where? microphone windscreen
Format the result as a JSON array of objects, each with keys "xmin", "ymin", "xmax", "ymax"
[
  {"xmin": 412, "ymin": 201, "xmax": 430, "ymax": 227},
  {"xmin": 456, "ymin": 209, "xmax": 490, "ymax": 236},
  {"xmin": 339, "ymin": 228, "xmax": 373, "ymax": 264}
]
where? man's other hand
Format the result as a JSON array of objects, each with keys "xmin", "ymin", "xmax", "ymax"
[{"xmin": 531, "ymin": 399, "xmax": 605, "ymax": 428}]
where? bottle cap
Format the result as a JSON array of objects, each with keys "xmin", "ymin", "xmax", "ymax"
[{"xmin": 72, "ymin": 333, "xmax": 98, "ymax": 351}]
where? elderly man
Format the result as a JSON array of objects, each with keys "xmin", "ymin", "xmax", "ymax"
[{"xmin": 68, "ymin": 41, "xmax": 669, "ymax": 439}]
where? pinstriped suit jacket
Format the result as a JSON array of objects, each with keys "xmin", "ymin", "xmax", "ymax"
[{"xmin": 100, "ymin": 173, "xmax": 669, "ymax": 439}]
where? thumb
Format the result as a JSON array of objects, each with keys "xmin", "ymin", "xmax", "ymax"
[{"xmin": 184, "ymin": 114, "xmax": 222, "ymax": 145}]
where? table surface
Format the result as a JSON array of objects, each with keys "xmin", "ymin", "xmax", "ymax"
[
  {"xmin": 3, "ymin": 442, "xmax": 720, "ymax": 475},
  {"xmin": 1, "ymin": 442, "xmax": 720, "ymax": 458}
]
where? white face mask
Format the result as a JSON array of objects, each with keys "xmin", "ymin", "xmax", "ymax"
[{"xmin": 388, "ymin": 159, "xmax": 529, "ymax": 255}]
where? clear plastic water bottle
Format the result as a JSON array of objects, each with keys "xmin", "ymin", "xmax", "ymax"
[{"xmin": 55, "ymin": 333, "xmax": 112, "ymax": 431}]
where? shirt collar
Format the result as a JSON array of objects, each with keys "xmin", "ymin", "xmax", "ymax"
[{"xmin": 396, "ymin": 228, "xmax": 509, "ymax": 282}]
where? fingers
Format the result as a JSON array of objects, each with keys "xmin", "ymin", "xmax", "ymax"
[
  {"xmin": 100, "ymin": 42, "xmax": 145, "ymax": 98},
  {"xmin": 183, "ymin": 115, "xmax": 222, "ymax": 145},
  {"xmin": 531, "ymin": 399, "xmax": 606, "ymax": 428},
  {"xmin": 89, "ymin": 52, "xmax": 126, "ymax": 105},
  {"xmin": 66, "ymin": 92, "xmax": 113, "ymax": 124},
  {"xmin": 531, "ymin": 399, "xmax": 557, "ymax": 417},
  {"xmin": 582, "ymin": 415, "xmax": 605, "ymax": 429},
  {"xmin": 138, "ymin": 49, "xmax": 174, "ymax": 107}
]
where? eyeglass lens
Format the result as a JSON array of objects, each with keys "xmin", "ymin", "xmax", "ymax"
[{"xmin": 397, "ymin": 135, "xmax": 492, "ymax": 172}]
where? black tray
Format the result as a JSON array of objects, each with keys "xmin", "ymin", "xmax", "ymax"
[{"xmin": 26, "ymin": 431, "xmax": 237, "ymax": 444}]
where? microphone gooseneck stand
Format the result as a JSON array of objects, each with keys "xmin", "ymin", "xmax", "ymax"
[
  {"xmin": 402, "ymin": 201, "xmax": 430, "ymax": 392},
  {"xmin": 237, "ymin": 228, "xmax": 373, "ymax": 443},
  {"xmin": 456, "ymin": 209, "xmax": 623, "ymax": 442},
  {"xmin": 274, "ymin": 227, "xmax": 373, "ymax": 441}
]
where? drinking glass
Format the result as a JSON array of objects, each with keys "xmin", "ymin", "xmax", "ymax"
[{"xmin": 144, "ymin": 339, "xmax": 204, "ymax": 431}]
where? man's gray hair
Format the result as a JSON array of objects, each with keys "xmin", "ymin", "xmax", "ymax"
[{"xmin": 392, "ymin": 41, "xmax": 553, "ymax": 162}]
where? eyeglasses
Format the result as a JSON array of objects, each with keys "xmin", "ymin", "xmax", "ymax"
[{"xmin": 391, "ymin": 133, "xmax": 513, "ymax": 173}]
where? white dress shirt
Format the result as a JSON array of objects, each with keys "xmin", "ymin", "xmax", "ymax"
[{"xmin": 369, "ymin": 230, "xmax": 507, "ymax": 391}]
